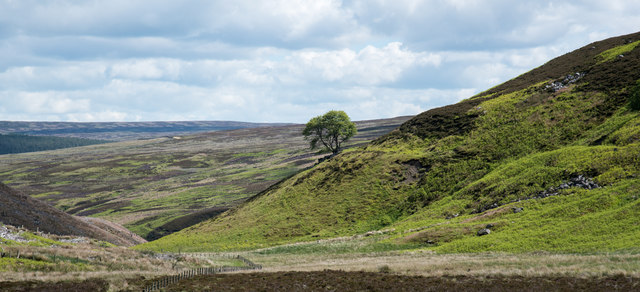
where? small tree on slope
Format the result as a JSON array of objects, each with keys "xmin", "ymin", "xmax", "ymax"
[{"xmin": 302, "ymin": 110, "xmax": 357, "ymax": 154}]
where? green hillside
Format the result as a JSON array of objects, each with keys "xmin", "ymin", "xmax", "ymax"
[{"xmin": 139, "ymin": 32, "xmax": 640, "ymax": 253}]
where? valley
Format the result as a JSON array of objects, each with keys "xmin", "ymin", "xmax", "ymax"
[
  {"xmin": 2, "ymin": 30, "xmax": 640, "ymax": 291},
  {"xmin": 0, "ymin": 117, "xmax": 410, "ymax": 240}
]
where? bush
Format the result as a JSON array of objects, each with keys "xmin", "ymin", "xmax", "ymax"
[{"xmin": 377, "ymin": 265, "xmax": 391, "ymax": 273}]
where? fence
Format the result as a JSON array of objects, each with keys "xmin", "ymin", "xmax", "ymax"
[{"xmin": 142, "ymin": 255, "xmax": 262, "ymax": 292}]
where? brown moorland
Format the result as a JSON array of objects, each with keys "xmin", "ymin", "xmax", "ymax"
[
  {"xmin": 0, "ymin": 183, "xmax": 144, "ymax": 246},
  {"xmin": 128, "ymin": 270, "xmax": 640, "ymax": 292}
]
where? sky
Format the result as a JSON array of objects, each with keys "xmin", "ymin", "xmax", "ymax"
[{"xmin": 1, "ymin": 1, "xmax": 639, "ymax": 123}]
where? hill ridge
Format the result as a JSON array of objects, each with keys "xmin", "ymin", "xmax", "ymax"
[
  {"xmin": 0, "ymin": 182, "xmax": 145, "ymax": 246},
  {"xmin": 0, "ymin": 120, "xmax": 293, "ymax": 141}
]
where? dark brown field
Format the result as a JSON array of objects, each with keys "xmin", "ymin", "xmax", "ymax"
[
  {"xmin": 3, "ymin": 270, "xmax": 637, "ymax": 291},
  {"xmin": 127, "ymin": 270, "xmax": 640, "ymax": 292},
  {"xmin": 0, "ymin": 279, "xmax": 109, "ymax": 292}
]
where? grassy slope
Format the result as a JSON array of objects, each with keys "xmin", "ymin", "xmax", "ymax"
[
  {"xmin": 139, "ymin": 31, "xmax": 640, "ymax": 253},
  {"xmin": 0, "ymin": 117, "xmax": 409, "ymax": 240}
]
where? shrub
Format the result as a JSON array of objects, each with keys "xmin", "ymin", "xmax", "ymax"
[{"xmin": 377, "ymin": 265, "xmax": 391, "ymax": 273}]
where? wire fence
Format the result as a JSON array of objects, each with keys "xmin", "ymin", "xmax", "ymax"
[{"xmin": 142, "ymin": 255, "xmax": 262, "ymax": 292}]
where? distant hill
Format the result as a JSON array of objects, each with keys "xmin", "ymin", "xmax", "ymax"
[
  {"xmin": 0, "ymin": 134, "xmax": 109, "ymax": 155},
  {"xmin": 139, "ymin": 31, "xmax": 640, "ymax": 253},
  {"xmin": 0, "ymin": 121, "xmax": 292, "ymax": 141},
  {"xmin": 0, "ymin": 116, "xmax": 411, "ymax": 241},
  {"xmin": 0, "ymin": 182, "xmax": 145, "ymax": 246}
]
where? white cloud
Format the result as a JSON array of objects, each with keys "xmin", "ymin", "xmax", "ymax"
[
  {"xmin": 65, "ymin": 111, "xmax": 130, "ymax": 123},
  {"xmin": 285, "ymin": 42, "xmax": 441, "ymax": 86},
  {"xmin": 0, "ymin": 62, "xmax": 107, "ymax": 90},
  {"xmin": 2, "ymin": 91, "xmax": 90, "ymax": 114},
  {"xmin": 1, "ymin": 1, "xmax": 640, "ymax": 123},
  {"xmin": 110, "ymin": 59, "xmax": 181, "ymax": 80}
]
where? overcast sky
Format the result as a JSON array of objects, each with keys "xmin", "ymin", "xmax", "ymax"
[{"xmin": 1, "ymin": 0, "xmax": 639, "ymax": 123}]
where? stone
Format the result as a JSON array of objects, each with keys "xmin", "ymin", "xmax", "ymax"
[
  {"xmin": 445, "ymin": 213, "xmax": 459, "ymax": 219},
  {"xmin": 477, "ymin": 228, "xmax": 491, "ymax": 236},
  {"xmin": 512, "ymin": 207, "xmax": 524, "ymax": 213},
  {"xmin": 485, "ymin": 223, "xmax": 494, "ymax": 229}
]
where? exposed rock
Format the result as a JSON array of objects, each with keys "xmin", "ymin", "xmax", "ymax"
[
  {"xmin": 59, "ymin": 237, "xmax": 89, "ymax": 244},
  {"xmin": 400, "ymin": 159, "xmax": 428, "ymax": 184},
  {"xmin": 485, "ymin": 224, "xmax": 494, "ymax": 229},
  {"xmin": 474, "ymin": 175, "xmax": 600, "ymax": 214},
  {"xmin": 0, "ymin": 225, "xmax": 30, "ymax": 242},
  {"xmin": 512, "ymin": 207, "xmax": 524, "ymax": 213},
  {"xmin": 530, "ymin": 175, "xmax": 600, "ymax": 200},
  {"xmin": 477, "ymin": 228, "xmax": 491, "ymax": 236},
  {"xmin": 445, "ymin": 213, "xmax": 459, "ymax": 220},
  {"xmin": 365, "ymin": 230, "xmax": 383, "ymax": 237},
  {"xmin": 545, "ymin": 72, "xmax": 585, "ymax": 92}
]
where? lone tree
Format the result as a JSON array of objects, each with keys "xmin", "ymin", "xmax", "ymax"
[{"xmin": 303, "ymin": 110, "xmax": 357, "ymax": 154}]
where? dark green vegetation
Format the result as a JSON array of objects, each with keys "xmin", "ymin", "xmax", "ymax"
[
  {"xmin": 0, "ymin": 134, "xmax": 109, "ymax": 155},
  {"xmin": 303, "ymin": 110, "xmax": 357, "ymax": 154},
  {"xmin": 126, "ymin": 271, "xmax": 640, "ymax": 292},
  {"xmin": 630, "ymin": 80, "xmax": 640, "ymax": 110},
  {"xmin": 0, "ymin": 120, "xmax": 291, "ymax": 141},
  {"xmin": 0, "ymin": 117, "xmax": 409, "ymax": 240},
  {"xmin": 141, "ymin": 31, "xmax": 640, "ymax": 253}
]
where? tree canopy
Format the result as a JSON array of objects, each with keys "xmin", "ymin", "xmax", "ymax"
[
  {"xmin": 0, "ymin": 134, "xmax": 108, "ymax": 155},
  {"xmin": 302, "ymin": 110, "xmax": 357, "ymax": 154}
]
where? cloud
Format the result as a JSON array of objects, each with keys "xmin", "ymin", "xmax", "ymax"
[
  {"xmin": 347, "ymin": 0, "xmax": 640, "ymax": 51},
  {"xmin": 0, "ymin": 0, "xmax": 366, "ymax": 50},
  {"xmin": 109, "ymin": 59, "xmax": 181, "ymax": 80},
  {"xmin": 0, "ymin": 62, "xmax": 108, "ymax": 90},
  {"xmin": 283, "ymin": 42, "xmax": 441, "ymax": 86},
  {"xmin": 1, "ymin": 1, "xmax": 640, "ymax": 123},
  {"xmin": 1, "ymin": 91, "xmax": 90, "ymax": 115}
]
